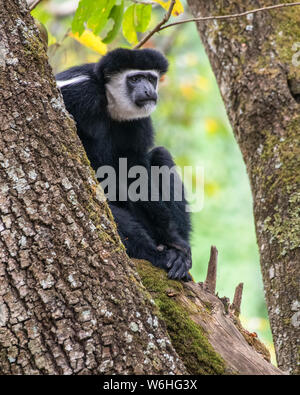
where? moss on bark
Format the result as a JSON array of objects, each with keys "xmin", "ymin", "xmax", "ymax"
[
  {"xmin": 136, "ymin": 260, "xmax": 226, "ymax": 375},
  {"xmin": 187, "ymin": 0, "xmax": 300, "ymax": 374}
]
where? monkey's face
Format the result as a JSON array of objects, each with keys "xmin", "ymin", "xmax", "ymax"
[{"xmin": 105, "ymin": 70, "xmax": 159, "ymax": 122}]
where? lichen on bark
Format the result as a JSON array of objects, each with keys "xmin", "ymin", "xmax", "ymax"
[
  {"xmin": 0, "ymin": 0, "xmax": 187, "ymax": 375},
  {"xmin": 136, "ymin": 260, "xmax": 226, "ymax": 375},
  {"xmin": 187, "ymin": 0, "xmax": 300, "ymax": 374}
]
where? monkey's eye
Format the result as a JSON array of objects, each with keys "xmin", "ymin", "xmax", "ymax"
[
  {"xmin": 129, "ymin": 76, "xmax": 140, "ymax": 83},
  {"xmin": 148, "ymin": 75, "xmax": 156, "ymax": 84}
]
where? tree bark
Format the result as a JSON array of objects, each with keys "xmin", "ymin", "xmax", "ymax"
[
  {"xmin": 0, "ymin": 0, "xmax": 187, "ymax": 375},
  {"xmin": 136, "ymin": 259, "xmax": 283, "ymax": 375},
  {"xmin": 187, "ymin": 0, "xmax": 300, "ymax": 374},
  {"xmin": 0, "ymin": 0, "xmax": 289, "ymax": 376}
]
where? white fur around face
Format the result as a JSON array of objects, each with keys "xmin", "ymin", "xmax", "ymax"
[
  {"xmin": 105, "ymin": 69, "xmax": 159, "ymax": 122},
  {"xmin": 56, "ymin": 75, "xmax": 89, "ymax": 88}
]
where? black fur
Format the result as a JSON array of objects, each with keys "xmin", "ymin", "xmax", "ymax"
[
  {"xmin": 95, "ymin": 48, "xmax": 169, "ymax": 80},
  {"xmin": 56, "ymin": 48, "xmax": 192, "ymax": 281}
]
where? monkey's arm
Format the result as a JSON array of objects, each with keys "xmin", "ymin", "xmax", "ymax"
[{"xmin": 132, "ymin": 146, "xmax": 193, "ymax": 278}]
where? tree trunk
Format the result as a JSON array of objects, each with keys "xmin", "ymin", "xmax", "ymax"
[
  {"xmin": 0, "ymin": 0, "xmax": 288, "ymax": 376},
  {"xmin": 0, "ymin": 0, "xmax": 187, "ymax": 375},
  {"xmin": 187, "ymin": 0, "xmax": 300, "ymax": 374}
]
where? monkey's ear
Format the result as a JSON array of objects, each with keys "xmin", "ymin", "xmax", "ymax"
[{"xmin": 160, "ymin": 75, "xmax": 166, "ymax": 82}]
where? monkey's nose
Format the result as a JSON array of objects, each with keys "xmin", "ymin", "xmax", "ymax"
[
  {"xmin": 145, "ymin": 90, "xmax": 157, "ymax": 101},
  {"xmin": 135, "ymin": 90, "xmax": 157, "ymax": 107}
]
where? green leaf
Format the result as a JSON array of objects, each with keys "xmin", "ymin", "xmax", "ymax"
[
  {"xmin": 87, "ymin": 0, "xmax": 116, "ymax": 35},
  {"xmin": 72, "ymin": 0, "xmax": 94, "ymax": 36},
  {"xmin": 72, "ymin": 0, "xmax": 116, "ymax": 37},
  {"xmin": 134, "ymin": 4, "xmax": 152, "ymax": 33},
  {"xmin": 102, "ymin": 0, "xmax": 124, "ymax": 44},
  {"xmin": 122, "ymin": 5, "xmax": 138, "ymax": 45}
]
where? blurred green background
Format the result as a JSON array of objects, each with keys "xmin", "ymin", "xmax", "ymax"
[{"xmin": 32, "ymin": 0, "xmax": 275, "ymax": 362}]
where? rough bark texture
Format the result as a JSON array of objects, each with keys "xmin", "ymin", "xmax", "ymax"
[
  {"xmin": 136, "ymin": 260, "xmax": 283, "ymax": 375},
  {"xmin": 0, "ymin": 0, "xmax": 291, "ymax": 376},
  {"xmin": 187, "ymin": 0, "xmax": 300, "ymax": 374},
  {"xmin": 0, "ymin": 0, "xmax": 187, "ymax": 375}
]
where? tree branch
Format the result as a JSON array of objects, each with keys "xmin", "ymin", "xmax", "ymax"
[
  {"xmin": 135, "ymin": 1, "xmax": 300, "ymax": 48},
  {"xmin": 231, "ymin": 282, "xmax": 244, "ymax": 317},
  {"xmin": 28, "ymin": 0, "xmax": 43, "ymax": 11},
  {"xmin": 136, "ymin": 259, "xmax": 284, "ymax": 375},
  {"xmin": 204, "ymin": 246, "xmax": 218, "ymax": 294},
  {"xmin": 133, "ymin": 0, "xmax": 176, "ymax": 49}
]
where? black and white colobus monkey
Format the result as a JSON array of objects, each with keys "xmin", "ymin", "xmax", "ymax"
[{"xmin": 56, "ymin": 48, "xmax": 192, "ymax": 281}]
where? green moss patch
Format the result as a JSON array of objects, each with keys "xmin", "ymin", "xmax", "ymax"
[{"xmin": 136, "ymin": 260, "xmax": 226, "ymax": 375}]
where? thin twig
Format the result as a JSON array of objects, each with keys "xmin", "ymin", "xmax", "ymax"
[
  {"xmin": 48, "ymin": 28, "xmax": 71, "ymax": 56},
  {"xmin": 135, "ymin": 1, "xmax": 300, "ymax": 48},
  {"xmin": 134, "ymin": 0, "xmax": 176, "ymax": 49},
  {"xmin": 160, "ymin": 1, "xmax": 300, "ymax": 30},
  {"xmin": 29, "ymin": 0, "xmax": 43, "ymax": 11}
]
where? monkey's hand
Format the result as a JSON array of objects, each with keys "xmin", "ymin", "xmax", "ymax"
[
  {"xmin": 155, "ymin": 246, "xmax": 192, "ymax": 282},
  {"xmin": 166, "ymin": 248, "xmax": 192, "ymax": 282},
  {"xmin": 165, "ymin": 241, "xmax": 192, "ymax": 268}
]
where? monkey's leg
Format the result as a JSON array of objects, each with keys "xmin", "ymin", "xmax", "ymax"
[
  {"xmin": 129, "ymin": 196, "xmax": 192, "ymax": 279},
  {"xmin": 109, "ymin": 203, "xmax": 191, "ymax": 281},
  {"xmin": 148, "ymin": 146, "xmax": 192, "ymax": 254}
]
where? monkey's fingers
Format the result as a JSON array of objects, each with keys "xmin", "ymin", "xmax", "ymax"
[
  {"xmin": 175, "ymin": 261, "xmax": 193, "ymax": 280},
  {"xmin": 186, "ymin": 257, "xmax": 192, "ymax": 270},
  {"xmin": 165, "ymin": 249, "xmax": 178, "ymax": 269},
  {"xmin": 167, "ymin": 256, "xmax": 185, "ymax": 279},
  {"xmin": 166, "ymin": 242, "xmax": 191, "ymax": 262}
]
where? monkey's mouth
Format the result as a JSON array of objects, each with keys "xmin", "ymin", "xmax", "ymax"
[{"xmin": 135, "ymin": 98, "xmax": 157, "ymax": 107}]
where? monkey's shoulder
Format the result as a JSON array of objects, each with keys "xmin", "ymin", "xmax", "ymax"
[
  {"xmin": 56, "ymin": 66, "xmax": 106, "ymax": 121},
  {"xmin": 56, "ymin": 63, "xmax": 96, "ymax": 81}
]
